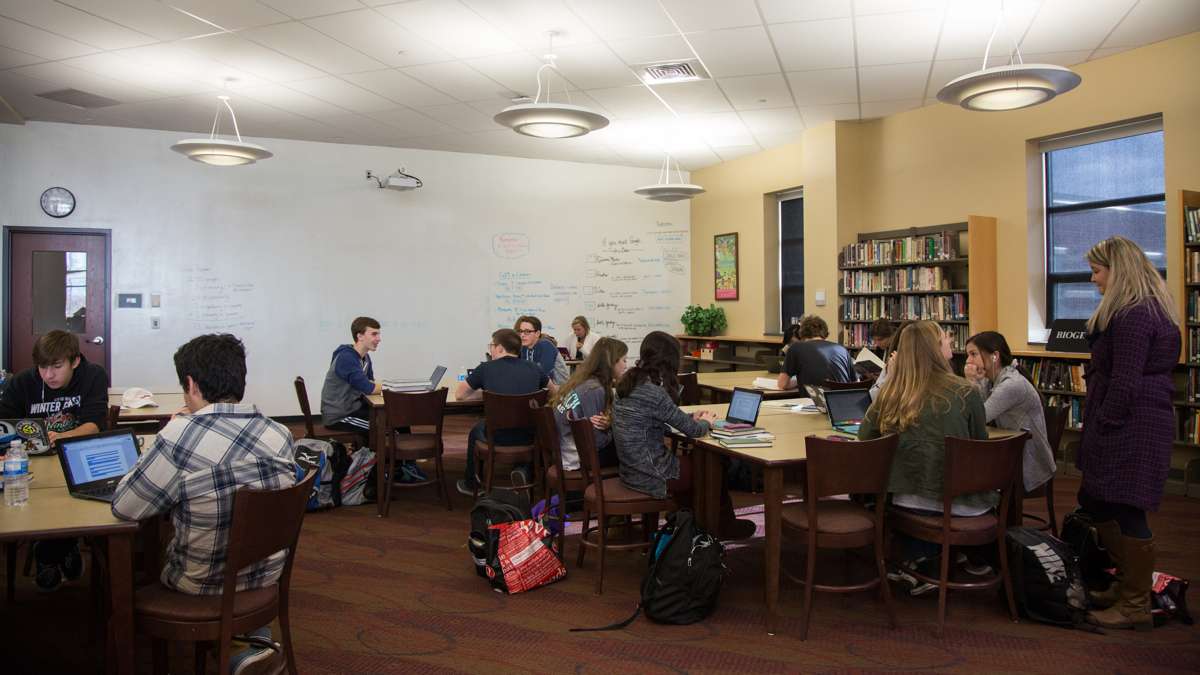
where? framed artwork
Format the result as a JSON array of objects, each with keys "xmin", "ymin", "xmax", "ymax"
[{"xmin": 714, "ymin": 232, "xmax": 739, "ymax": 300}]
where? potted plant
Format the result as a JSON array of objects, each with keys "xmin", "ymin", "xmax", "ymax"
[{"xmin": 680, "ymin": 304, "xmax": 728, "ymax": 337}]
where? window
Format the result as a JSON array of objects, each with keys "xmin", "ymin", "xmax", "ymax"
[
  {"xmin": 1044, "ymin": 124, "xmax": 1164, "ymax": 323},
  {"xmin": 779, "ymin": 193, "xmax": 804, "ymax": 331}
]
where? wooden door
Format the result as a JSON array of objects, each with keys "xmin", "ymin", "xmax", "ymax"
[{"xmin": 4, "ymin": 228, "xmax": 110, "ymax": 375}]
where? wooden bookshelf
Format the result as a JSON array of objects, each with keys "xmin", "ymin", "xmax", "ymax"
[
  {"xmin": 675, "ymin": 335, "xmax": 782, "ymax": 372},
  {"xmin": 1177, "ymin": 189, "xmax": 1200, "ymax": 495},
  {"xmin": 836, "ymin": 216, "xmax": 997, "ymax": 353}
]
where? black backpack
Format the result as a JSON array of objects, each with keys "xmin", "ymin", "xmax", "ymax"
[
  {"xmin": 1006, "ymin": 526, "xmax": 1093, "ymax": 630},
  {"xmin": 572, "ymin": 509, "xmax": 726, "ymax": 631},
  {"xmin": 1060, "ymin": 508, "xmax": 1116, "ymax": 591},
  {"xmin": 468, "ymin": 490, "xmax": 530, "ymax": 584}
]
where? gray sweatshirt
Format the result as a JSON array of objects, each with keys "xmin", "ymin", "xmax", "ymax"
[
  {"xmin": 612, "ymin": 380, "xmax": 710, "ymax": 499},
  {"xmin": 552, "ymin": 378, "xmax": 611, "ymax": 471},
  {"xmin": 974, "ymin": 365, "xmax": 1056, "ymax": 491}
]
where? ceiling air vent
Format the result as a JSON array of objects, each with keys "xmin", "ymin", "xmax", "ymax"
[
  {"xmin": 36, "ymin": 88, "xmax": 121, "ymax": 109},
  {"xmin": 637, "ymin": 59, "xmax": 710, "ymax": 85}
]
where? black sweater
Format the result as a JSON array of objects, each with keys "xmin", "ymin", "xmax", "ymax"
[{"xmin": 0, "ymin": 357, "xmax": 109, "ymax": 433}]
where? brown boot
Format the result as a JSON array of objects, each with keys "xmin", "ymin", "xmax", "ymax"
[
  {"xmin": 1087, "ymin": 536, "xmax": 1155, "ymax": 632},
  {"xmin": 1087, "ymin": 520, "xmax": 1123, "ymax": 609}
]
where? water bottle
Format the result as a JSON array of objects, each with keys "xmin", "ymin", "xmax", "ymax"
[
  {"xmin": 4, "ymin": 440, "xmax": 30, "ymax": 507},
  {"xmin": 457, "ymin": 365, "xmax": 469, "ymax": 383}
]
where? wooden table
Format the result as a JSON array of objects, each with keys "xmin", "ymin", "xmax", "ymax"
[
  {"xmin": 695, "ymin": 370, "xmax": 801, "ymax": 402},
  {"xmin": 107, "ymin": 391, "xmax": 186, "ymax": 426}
]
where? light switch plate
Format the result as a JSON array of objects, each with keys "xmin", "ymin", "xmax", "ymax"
[
  {"xmin": 150, "ymin": 316, "xmax": 160, "ymax": 330},
  {"xmin": 815, "ymin": 289, "xmax": 826, "ymax": 307}
]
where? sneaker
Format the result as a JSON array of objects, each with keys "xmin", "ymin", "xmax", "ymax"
[
  {"xmin": 510, "ymin": 467, "xmax": 531, "ymax": 488},
  {"xmin": 61, "ymin": 544, "xmax": 85, "ymax": 582},
  {"xmin": 401, "ymin": 461, "xmax": 428, "ymax": 482},
  {"xmin": 456, "ymin": 479, "xmax": 478, "ymax": 497},
  {"xmin": 34, "ymin": 562, "xmax": 63, "ymax": 593},
  {"xmin": 910, "ymin": 580, "xmax": 939, "ymax": 596},
  {"xmin": 887, "ymin": 566, "xmax": 918, "ymax": 589},
  {"xmin": 229, "ymin": 628, "xmax": 283, "ymax": 675}
]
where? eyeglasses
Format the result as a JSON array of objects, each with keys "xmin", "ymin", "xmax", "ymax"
[{"xmin": 517, "ymin": 329, "xmax": 538, "ymax": 335}]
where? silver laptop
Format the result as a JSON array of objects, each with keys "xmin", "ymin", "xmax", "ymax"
[
  {"xmin": 0, "ymin": 418, "xmax": 52, "ymax": 455},
  {"xmin": 384, "ymin": 365, "xmax": 448, "ymax": 392},
  {"xmin": 55, "ymin": 429, "xmax": 142, "ymax": 502}
]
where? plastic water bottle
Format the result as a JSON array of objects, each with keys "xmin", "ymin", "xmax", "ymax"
[
  {"xmin": 457, "ymin": 365, "xmax": 469, "ymax": 383},
  {"xmin": 4, "ymin": 440, "xmax": 30, "ymax": 507}
]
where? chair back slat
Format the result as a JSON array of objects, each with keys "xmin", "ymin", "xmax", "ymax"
[
  {"xmin": 530, "ymin": 401, "xmax": 564, "ymax": 474},
  {"xmin": 293, "ymin": 377, "xmax": 317, "ymax": 437},
  {"xmin": 224, "ymin": 471, "xmax": 315, "ymax": 581},
  {"xmin": 482, "ymin": 390, "xmax": 548, "ymax": 435},
  {"xmin": 1043, "ymin": 404, "xmax": 1069, "ymax": 459},
  {"xmin": 382, "ymin": 388, "xmax": 448, "ymax": 432},
  {"xmin": 805, "ymin": 434, "xmax": 898, "ymax": 500},
  {"xmin": 569, "ymin": 416, "xmax": 605, "ymax": 501},
  {"xmin": 943, "ymin": 433, "xmax": 1027, "ymax": 500},
  {"xmin": 677, "ymin": 372, "xmax": 701, "ymax": 406}
]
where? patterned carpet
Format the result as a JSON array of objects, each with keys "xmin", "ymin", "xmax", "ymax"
[{"xmin": 3, "ymin": 415, "xmax": 1198, "ymax": 673}]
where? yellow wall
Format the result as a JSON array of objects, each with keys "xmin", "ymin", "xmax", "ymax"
[{"xmin": 693, "ymin": 31, "xmax": 1200, "ymax": 349}]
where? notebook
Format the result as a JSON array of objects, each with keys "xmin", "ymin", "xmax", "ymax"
[
  {"xmin": 0, "ymin": 418, "xmax": 52, "ymax": 455},
  {"xmin": 718, "ymin": 387, "xmax": 764, "ymax": 428},
  {"xmin": 55, "ymin": 429, "xmax": 142, "ymax": 502},
  {"xmin": 383, "ymin": 366, "xmax": 448, "ymax": 392},
  {"xmin": 824, "ymin": 388, "xmax": 872, "ymax": 435}
]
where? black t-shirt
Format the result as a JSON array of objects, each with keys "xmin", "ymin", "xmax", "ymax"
[
  {"xmin": 466, "ymin": 356, "xmax": 548, "ymax": 444},
  {"xmin": 784, "ymin": 340, "xmax": 855, "ymax": 388},
  {"xmin": 0, "ymin": 356, "xmax": 109, "ymax": 433}
]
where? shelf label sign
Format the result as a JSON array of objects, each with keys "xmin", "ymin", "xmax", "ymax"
[{"xmin": 1046, "ymin": 319, "xmax": 1090, "ymax": 353}]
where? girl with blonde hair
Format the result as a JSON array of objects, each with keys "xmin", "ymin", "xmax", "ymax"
[
  {"xmin": 1076, "ymin": 236, "xmax": 1180, "ymax": 631},
  {"xmin": 566, "ymin": 315, "xmax": 601, "ymax": 360}
]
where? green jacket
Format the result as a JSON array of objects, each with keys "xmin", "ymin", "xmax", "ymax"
[{"xmin": 858, "ymin": 381, "xmax": 997, "ymax": 512}]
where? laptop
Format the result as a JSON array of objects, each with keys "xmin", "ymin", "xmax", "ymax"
[
  {"xmin": 824, "ymin": 388, "xmax": 872, "ymax": 435},
  {"xmin": 719, "ymin": 387, "xmax": 764, "ymax": 428},
  {"xmin": 0, "ymin": 418, "xmax": 52, "ymax": 455},
  {"xmin": 55, "ymin": 429, "xmax": 142, "ymax": 502},
  {"xmin": 557, "ymin": 346, "xmax": 571, "ymax": 359},
  {"xmin": 383, "ymin": 365, "xmax": 448, "ymax": 392}
]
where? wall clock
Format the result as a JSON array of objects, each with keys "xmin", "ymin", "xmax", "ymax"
[{"xmin": 40, "ymin": 187, "xmax": 75, "ymax": 218}]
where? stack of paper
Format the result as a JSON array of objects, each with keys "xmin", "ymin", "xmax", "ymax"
[{"xmin": 752, "ymin": 376, "xmax": 785, "ymax": 390}]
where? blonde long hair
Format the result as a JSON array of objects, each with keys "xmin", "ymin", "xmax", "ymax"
[
  {"xmin": 1085, "ymin": 236, "xmax": 1177, "ymax": 333},
  {"xmin": 872, "ymin": 321, "xmax": 969, "ymax": 433},
  {"xmin": 549, "ymin": 336, "xmax": 627, "ymax": 412}
]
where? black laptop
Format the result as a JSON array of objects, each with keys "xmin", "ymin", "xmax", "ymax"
[
  {"xmin": 824, "ymin": 388, "xmax": 872, "ymax": 435},
  {"xmin": 719, "ymin": 387, "xmax": 764, "ymax": 428},
  {"xmin": 55, "ymin": 429, "xmax": 142, "ymax": 502}
]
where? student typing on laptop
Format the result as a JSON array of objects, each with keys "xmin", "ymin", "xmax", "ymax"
[
  {"xmin": 111, "ymin": 333, "xmax": 296, "ymax": 674},
  {"xmin": 0, "ymin": 330, "xmax": 109, "ymax": 592}
]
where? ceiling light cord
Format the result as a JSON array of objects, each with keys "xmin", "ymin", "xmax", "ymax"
[{"xmin": 982, "ymin": 0, "xmax": 1025, "ymax": 70}]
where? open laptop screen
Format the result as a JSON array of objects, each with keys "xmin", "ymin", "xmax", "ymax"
[
  {"xmin": 60, "ymin": 431, "xmax": 140, "ymax": 485},
  {"xmin": 825, "ymin": 389, "xmax": 872, "ymax": 426},
  {"xmin": 726, "ymin": 387, "xmax": 764, "ymax": 425}
]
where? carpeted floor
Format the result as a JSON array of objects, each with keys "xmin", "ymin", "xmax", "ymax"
[{"xmin": 3, "ymin": 415, "xmax": 1199, "ymax": 673}]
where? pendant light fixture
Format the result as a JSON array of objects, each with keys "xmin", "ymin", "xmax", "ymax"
[
  {"xmin": 494, "ymin": 33, "xmax": 609, "ymax": 139},
  {"xmin": 936, "ymin": 3, "xmax": 1080, "ymax": 111},
  {"xmin": 633, "ymin": 155, "xmax": 704, "ymax": 202},
  {"xmin": 171, "ymin": 95, "xmax": 273, "ymax": 166}
]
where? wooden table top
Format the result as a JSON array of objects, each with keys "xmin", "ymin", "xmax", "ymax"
[
  {"xmin": 108, "ymin": 392, "xmax": 187, "ymax": 419},
  {"xmin": 26, "ymin": 435, "xmax": 153, "ymax": 491},
  {"xmin": 367, "ymin": 375, "xmax": 472, "ymax": 407},
  {"xmin": 695, "ymin": 370, "xmax": 801, "ymax": 397},
  {"xmin": 0, "ymin": 486, "xmax": 136, "ymax": 540}
]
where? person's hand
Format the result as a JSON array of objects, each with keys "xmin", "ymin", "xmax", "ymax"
[
  {"xmin": 47, "ymin": 430, "xmax": 60, "ymax": 443},
  {"xmin": 693, "ymin": 410, "xmax": 718, "ymax": 423},
  {"xmin": 590, "ymin": 413, "xmax": 611, "ymax": 430},
  {"xmin": 171, "ymin": 405, "xmax": 191, "ymax": 419},
  {"xmin": 964, "ymin": 362, "xmax": 983, "ymax": 381}
]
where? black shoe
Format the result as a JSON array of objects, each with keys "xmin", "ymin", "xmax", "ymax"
[
  {"xmin": 456, "ymin": 479, "xmax": 478, "ymax": 497},
  {"xmin": 61, "ymin": 544, "xmax": 85, "ymax": 581},
  {"xmin": 34, "ymin": 562, "xmax": 63, "ymax": 593}
]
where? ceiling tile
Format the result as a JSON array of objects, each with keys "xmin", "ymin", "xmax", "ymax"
[
  {"xmin": 460, "ymin": 0, "xmax": 601, "ymax": 50},
  {"xmin": 364, "ymin": 106, "xmax": 457, "ymax": 137},
  {"xmin": 658, "ymin": 0, "xmax": 761, "ymax": 32},
  {"xmin": 318, "ymin": 110, "xmax": 411, "ymax": 144},
  {"xmin": 57, "ymin": 0, "xmax": 216, "ymax": 41},
  {"xmin": 0, "ymin": 44, "xmax": 41, "ymax": 69},
  {"xmin": 1018, "ymin": 50, "xmax": 1093, "ymax": 67},
  {"xmin": 116, "ymin": 43, "xmax": 269, "ymax": 90},
  {"xmin": 1103, "ymin": 0, "xmax": 1200, "ymax": 48},
  {"xmin": 855, "ymin": 0, "xmax": 946, "ymax": 15},
  {"xmin": 465, "ymin": 52, "xmax": 547, "ymax": 95},
  {"xmin": 769, "ymin": 18, "xmax": 855, "ymax": 71},
  {"xmin": 652, "ymin": 80, "xmax": 732, "ymax": 115},
  {"xmin": 670, "ymin": 146, "xmax": 722, "ymax": 170},
  {"xmin": 257, "ymin": 0, "xmax": 363, "ymax": 20},
  {"xmin": 860, "ymin": 99, "xmax": 922, "ymax": 118},
  {"xmin": 343, "ymin": 69, "xmax": 457, "ymax": 107},
  {"xmin": 936, "ymin": 0, "xmax": 1039, "ymax": 61},
  {"xmin": 288, "ymin": 76, "xmax": 399, "ymax": 113},
  {"xmin": 687, "ymin": 26, "xmax": 780, "ymax": 78},
  {"xmin": 416, "ymin": 101, "xmax": 500, "ymax": 132},
  {"xmin": 855, "ymin": 10, "xmax": 941, "ymax": 66},
  {"xmin": 714, "ymin": 144, "xmax": 762, "ymax": 162},
  {"xmin": 303, "ymin": 9, "xmax": 454, "ymax": 68},
  {"xmin": 756, "ymin": 132, "xmax": 803, "ymax": 149},
  {"xmin": 758, "ymin": 0, "xmax": 851, "ymax": 23},
  {"xmin": 0, "ymin": 0, "xmax": 157, "ymax": 50},
  {"xmin": 737, "ymin": 107, "xmax": 804, "ymax": 137},
  {"xmin": 785, "ymin": 68, "xmax": 858, "ymax": 105},
  {"xmin": 374, "ymin": 0, "xmax": 521, "ymax": 59},
  {"xmin": 238, "ymin": 82, "xmax": 351, "ymax": 118},
  {"xmin": 94, "ymin": 95, "xmax": 220, "ymax": 133},
  {"xmin": 581, "ymin": 85, "xmax": 667, "ymax": 118},
  {"xmin": 679, "ymin": 111, "xmax": 753, "ymax": 147},
  {"xmin": 1020, "ymin": 0, "xmax": 1137, "ymax": 54},
  {"xmin": 858, "ymin": 62, "xmax": 929, "ymax": 102},
  {"xmin": 241, "ymin": 22, "xmax": 386, "ymax": 74},
  {"xmin": 11, "ymin": 61, "xmax": 163, "ymax": 103},
  {"xmin": 550, "ymin": 41, "xmax": 640, "ymax": 89},
  {"xmin": 1088, "ymin": 46, "xmax": 1132, "ymax": 61},
  {"xmin": 158, "ymin": 0, "xmax": 290, "ymax": 31},
  {"xmin": 798, "ymin": 102, "xmax": 860, "ymax": 126},
  {"xmin": 717, "ymin": 73, "xmax": 793, "ymax": 110},
  {"xmin": 925, "ymin": 55, "xmax": 1009, "ymax": 98},
  {"xmin": 0, "ymin": 15, "xmax": 97, "ymax": 60},
  {"xmin": 402, "ymin": 61, "xmax": 510, "ymax": 101},
  {"xmin": 564, "ymin": 0, "xmax": 675, "ymax": 40},
  {"xmin": 606, "ymin": 34, "xmax": 691, "ymax": 65},
  {"xmin": 58, "ymin": 52, "xmax": 213, "ymax": 97},
  {"xmin": 181, "ymin": 34, "xmax": 327, "ymax": 83}
]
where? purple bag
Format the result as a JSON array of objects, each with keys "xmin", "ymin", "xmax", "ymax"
[{"xmin": 531, "ymin": 494, "xmax": 564, "ymax": 535}]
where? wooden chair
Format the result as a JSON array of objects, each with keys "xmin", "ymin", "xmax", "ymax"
[
  {"xmin": 1020, "ymin": 405, "xmax": 1068, "ymax": 536},
  {"xmin": 135, "ymin": 471, "xmax": 315, "ymax": 675},
  {"xmin": 106, "ymin": 403, "xmax": 121, "ymax": 431},
  {"xmin": 293, "ymin": 376, "xmax": 362, "ymax": 446},
  {"xmin": 380, "ymin": 388, "xmax": 451, "ymax": 516},
  {"xmin": 677, "ymin": 372, "xmax": 701, "ymax": 405},
  {"xmin": 887, "ymin": 432, "xmax": 1029, "ymax": 636},
  {"xmin": 822, "ymin": 378, "xmax": 868, "ymax": 391},
  {"xmin": 570, "ymin": 416, "xmax": 675, "ymax": 595},
  {"xmin": 783, "ymin": 434, "xmax": 899, "ymax": 640},
  {"xmin": 474, "ymin": 390, "xmax": 549, "ymax": 498}
]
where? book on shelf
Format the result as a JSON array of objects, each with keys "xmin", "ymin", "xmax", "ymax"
[
  {"xmin": 1045, "ymin": 395, "xmax": 1084, "ymax": 430},
  {"xmin": 1189, "ymin": 328, "xmax": 1200, "ymax": 363},
  {"xmin": 841, "ymin": 323, "xmax": 967, "ymax": 352},
  {"xmin": 1190, "ymin": 369, "xmax": 1200, "ymax": 402},
  {"xmin": 1186, "ymin": 206, "xmax": 1200, "ymax": 243},
  {"xmin": 1188, "ymin": 289, "xmax": 1200, "ymax": 323},
  {"xmin": 839, "ymin": 231, "xmax": 959, "ymax": 267},
  {"xmin": 841, "ymin": 294, "xmax": 968, "ymax": 322},
  {"xmin": 841, "ymin": 266, "xmax": 955, "ymax": 293},
  {"xmin": 1014, "ymin": 357, "xmax": 1086, "ymax": 393}
]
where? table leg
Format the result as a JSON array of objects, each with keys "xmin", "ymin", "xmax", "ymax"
[
  {"xmin": 702, "ymin": 449, "xmax": 723, "ymax": 535},
  {"xmin": 107, "ymin": 532, "xmax": 134, "ymax": 675},
  {"xmin": 372, "ymin": 404, "xmax": 386, "ymax": 517},
  {"xmin": 763, "ymin": 466, "xmax": 783, "ymax": 635},
  {"xmin": 690, "ymin": 446, "xmax": 707, "ymax": 523}
]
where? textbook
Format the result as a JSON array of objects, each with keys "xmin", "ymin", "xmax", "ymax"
[
  {"xmin": 717, "ymin": 436, "xmax": 774, "ymax": 449},
  {"xmin": 752, "ymin": 376, "xmax": 785, "ymax": 390},
  {"xmin": 710, "ymin": 426, "xmax": 769, "ymax": 438}
]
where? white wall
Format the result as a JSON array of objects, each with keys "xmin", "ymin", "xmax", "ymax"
[{"xmin": 0, "ymin": 122, "xmax": 690, "ymax": 415}]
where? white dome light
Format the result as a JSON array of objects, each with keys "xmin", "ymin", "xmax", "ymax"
[
  {"xmin": 171, "ymin": 96, "xmax": 272, "ymax": 166},
  {"xmin": 493, "ymin": 102, "xmax": 609, "ymax": 139},
  {"xmin": 634, "ymin": 155, "xmax": 704, "ymax": 202},
  {"xmin": 937, "ymin": 63, "xmax": 1080, "ymax": 112}
]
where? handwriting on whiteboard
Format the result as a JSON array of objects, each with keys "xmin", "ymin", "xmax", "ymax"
[{"xmin": 492, "ymin": 233, "xmax": 530, "ymax": 259}]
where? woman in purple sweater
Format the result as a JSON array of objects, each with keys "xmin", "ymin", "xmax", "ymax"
[{"xmin": 1077, "ymin": 236, "xmax": 1180, "ymax": 631}]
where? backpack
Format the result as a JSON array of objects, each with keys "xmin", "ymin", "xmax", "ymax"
[
  {"xmin": 1061, "ymin": 508, "xmax": 1116, "ymax": 591},
  {"xmin": 1006, "ymin": 527, "xmax": 1092, "ymax": 630},
  {"xmin": 469, "ymin": 490, "xmax": 566, "ymax": 594},
  {"xmin": 294, "ymin": 438, "xmax": 335, "ymax": 511},
  {"xmin": 339, "ymin": 447, "xmax": 376, "ymax": 506},
  {"xmin": 571, "ymin": 509, "xmax": 725, "ymax": 631}
]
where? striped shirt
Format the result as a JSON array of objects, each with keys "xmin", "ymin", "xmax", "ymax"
[{"xmin": 111, "ymin": 403, "xmax": 297, "ymax": 595}]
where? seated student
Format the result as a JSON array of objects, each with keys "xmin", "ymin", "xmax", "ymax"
[
  {"xmin": 455, "ymin": 328, "xmax": 549, "ymax": 496},
  {"xmin": 774, "ymin": 315, "xmax": 855, "ymax": 392},
  {"xmin": 0, "ymin": 330, "xmax": 108, "ymax": 591},
  {"xmin": 112, "ymin": 334, "xmax": 297, "ymax": 674},
  {"xmin": 566, "ymin": 315, "xmax": 602, "ymax": 361},
  {"xmin": 964, "ymin": 331, "xmax": 1056, "ymax": 492},
  {"xmin": 550, "ymin": 337, "xmax": 627, "ymax": 471},
  {"xmin": 320, "ymin": 316, "xmax": 423, "ymax": 481},
  {"xmin": 781, "ymin": 323, "xmax": 802, "ymax": 353},
  {"xmin": 515, "ymin": 315, "xmax": 567, "ymax": 387},
  {"xmin": 869, "ymin": 318, "xmax": 897, "ymax": 357},
  {"xmin": 869, "ymin": 319, "xmax": 915, "ymax": 401},
  {"xmin": 612, "ymin": 331, "xmax": 755, "ymax": 538},
  {"xmin": 857, "ymin": 321, "xmax": 990, "ymax": 595}
]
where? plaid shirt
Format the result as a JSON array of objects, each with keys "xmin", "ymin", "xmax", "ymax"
[{"xmin": 111, "ymin": 403, "xmax": 297, "ymax": 595}]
